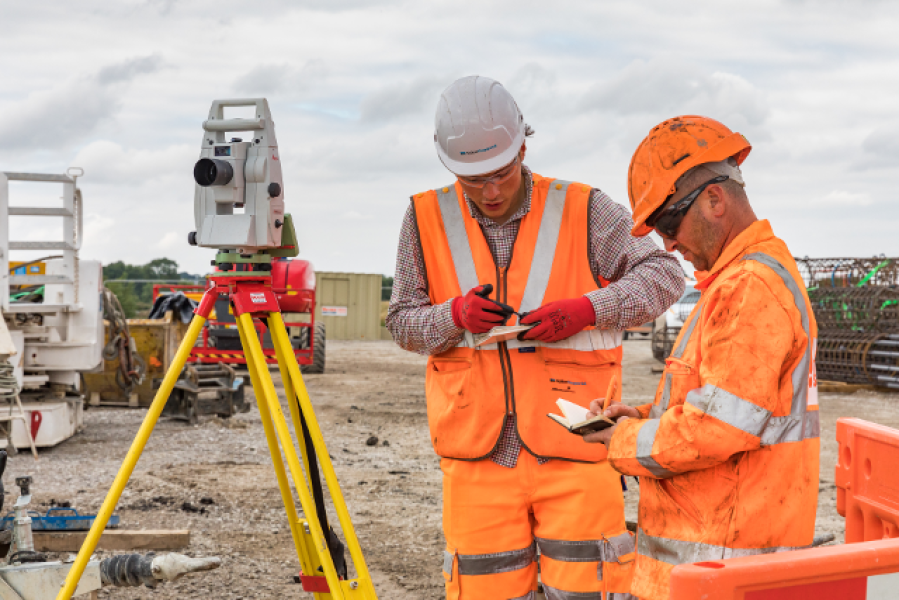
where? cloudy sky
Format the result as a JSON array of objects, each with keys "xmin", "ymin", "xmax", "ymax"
[{"xmin": 1, "ymin": 1, "xmax": 897, "ymax": 279}]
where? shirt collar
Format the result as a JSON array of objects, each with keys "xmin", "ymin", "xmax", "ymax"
[
  {"xmin": 694, "ymin": 219, "xmax": 776, "ymax": 290},
  {"xmin": 463, "ymin": 165, "xmax": 533, "ymax": 227}
]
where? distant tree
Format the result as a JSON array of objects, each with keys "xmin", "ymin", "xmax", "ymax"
[
  {"xmin": 381, "ymin": 275, "xmax": 394, "ymax": 301},
  {"xmin": 103, "ymin": 258, "xmax": 190, "ymax": 318}
]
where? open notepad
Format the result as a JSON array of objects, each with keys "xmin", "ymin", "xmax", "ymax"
[
  {"xmin": 473, "ymin": 325, "xmax": 535, "ymax": 347},
  {"xmin": 546, "ymin": 372, "xmax": 622, "ymax": 436},
  {"xmin": 547, "ymin": 399, "xmax": 616, "ymax": 435}
]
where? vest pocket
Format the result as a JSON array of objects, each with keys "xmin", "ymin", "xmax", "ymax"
[
  {"xmin": 428, "ymin": 358, "xmax": 474, "ymax": 408},
  {"xmin": 543, "ymin": 359, "xmax": 617, "ymax": 410}
]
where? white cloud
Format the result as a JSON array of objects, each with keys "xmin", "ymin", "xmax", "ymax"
[
  {"xmin": 0, "ymin": 56, "xmax": 163, "ymax": 151},
  {"xmin": 821, "ymin": 190, "xmax": 873, "ymax": 206},
  {"xmin": 2, "ymin": 0, "xmax": 899, "ymax": 277}
]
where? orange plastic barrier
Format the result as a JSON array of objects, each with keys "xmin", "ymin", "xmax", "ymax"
[
  {"xmin": 669, "ymin": 538, "xmax": 899, "ymax": 599},
  {"xmin": 669, "ymin": 418, "xmax": 899, "ymax": 598},
  {"xmin": 836, "ymin": 417, "xmax": 899, "ymax": 543}
]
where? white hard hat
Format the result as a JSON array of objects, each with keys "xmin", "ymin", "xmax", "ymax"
[{"xmin": 434, "ymin": 76, "xmax": 525, "ymax": 177}]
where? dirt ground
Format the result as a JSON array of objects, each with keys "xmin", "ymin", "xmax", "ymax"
[{"xmin": 4, "ymin": 338, "xmax": 897, "ymax": 599}]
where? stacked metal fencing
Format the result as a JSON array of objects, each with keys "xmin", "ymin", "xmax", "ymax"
[{"xmin": 798, "ymin": 257, "xmax": 899, "ymax": 390}]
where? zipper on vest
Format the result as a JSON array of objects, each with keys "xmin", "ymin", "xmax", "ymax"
[{"xmin": 495, "ymin": 266, "xmax": 516, "ymax": 418}]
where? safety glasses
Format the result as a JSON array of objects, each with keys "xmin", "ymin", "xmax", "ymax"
[
  {"xmin": 648, "ymin": 175, "xmax": 729, "ymax": 238},
  {"xmin": 457, "ymin": 157, "xmax": 520, "ymax": 189}
]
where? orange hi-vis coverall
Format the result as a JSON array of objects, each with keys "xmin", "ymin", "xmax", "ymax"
[
  {"xmin": 608, "ymin": 220, "xmax": 820, "ymax": 600},
  {"xmin": 413, "ymin": 175, "xmax": 636, "ymax": 599}
]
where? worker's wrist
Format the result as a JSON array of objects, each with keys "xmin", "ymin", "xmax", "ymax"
[{"xmin": 584, "ymin": 289, "xmax": 616, "ymax": 329}]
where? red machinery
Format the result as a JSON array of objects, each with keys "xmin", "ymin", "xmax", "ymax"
[{"xmin": 153, "ymin": 258, "xmax": 326, "ymax": 373}]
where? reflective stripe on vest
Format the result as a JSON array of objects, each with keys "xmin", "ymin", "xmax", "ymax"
[
  {"xmin": 645, "ymin": 252, "xmax": 819, "ymax": 447},
  {"xmin": 509, "ymin": 593, "xmax": 537, "ymax": 600},
  {"xmin": 445, "ymin": 542, "xmax": 536, "ymax": 576},
  {"xmin": 437, "ymin": 182, "xmax": 623, "ymax": 350},
  {"xmin": 437, "ymin": 184, "xmax": 479, "ymax": 293},
  {"xmin": 649, "ymin": 308, "xmax": 701, "ymax": 419},
  {"xmin": 637, "ymin": 527, "xmax": 810, "ymax": 567}
]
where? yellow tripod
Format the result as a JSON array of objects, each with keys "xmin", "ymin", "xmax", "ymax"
[{"xmin": 56, "ymin": 273, "xmax": 379, "ymax": 600}]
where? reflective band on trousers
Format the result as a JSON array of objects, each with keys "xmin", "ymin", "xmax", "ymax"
[
  {"xmin": 637, "ymin": 528, "xmax": 810, "ymax": 566},
  {"xmin": 536, "ymin": 533, "xmax": 635, "ymax": 563},
  {"xmin": 443, "ymin": 543, "xmax": 536, "ymax": 577},
  {"xmin": 543, "ymin": 587, "xmax": 638, "ymax": 600}
]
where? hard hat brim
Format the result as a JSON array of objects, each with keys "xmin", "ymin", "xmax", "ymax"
[{"xmin": 435, "ymin": 131, "xmax": 525, "ymax": 177}]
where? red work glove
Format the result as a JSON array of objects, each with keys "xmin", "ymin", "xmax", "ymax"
[
  {"xmin": 520, "ymin": 297, "xmax": 596, "ymax": 342},
  {"xmin": 451, "ymin": 284, "xmax": 512, "ymax": 334}
]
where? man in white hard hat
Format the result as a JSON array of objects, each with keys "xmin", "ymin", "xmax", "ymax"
[{"xmin": 387, "ymin": 75, "xmax": 683, "ymax": 599}]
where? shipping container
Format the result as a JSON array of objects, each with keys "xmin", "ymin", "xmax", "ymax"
[{"xmin": 314, "ymin": 271, "xmax": 382, "ymax": 340}]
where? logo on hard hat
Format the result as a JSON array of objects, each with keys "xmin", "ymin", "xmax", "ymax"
[{"xmin": 460, "ymin": 144, "xmax": 497, "ymax": 156}]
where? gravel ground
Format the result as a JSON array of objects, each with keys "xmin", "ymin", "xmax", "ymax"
[{"xmin": 2, "ymin": 339, "xmax": 896, "ymax": 598}]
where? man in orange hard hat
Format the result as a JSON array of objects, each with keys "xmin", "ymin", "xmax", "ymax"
[
  {"xmin": 584, "ymin": 115, "xmax": 820, "ymax": 600},
  {"xmin": 387, "ymin": 76, "xmax": 684, "ymax": 599}
]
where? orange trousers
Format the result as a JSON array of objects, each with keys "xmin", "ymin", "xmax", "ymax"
[{"xmin": 441, "ymin": 452, "xmax": 636, "ymax": 599}]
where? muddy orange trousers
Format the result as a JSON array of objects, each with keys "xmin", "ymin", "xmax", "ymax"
[{"xmin": 441, "ymin": 452, "xmax": 636, "ymax": 599}]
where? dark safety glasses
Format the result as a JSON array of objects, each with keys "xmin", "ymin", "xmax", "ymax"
[{"xmin": 647, "ymin": 175, "xmax": 729, "ymax": 238}]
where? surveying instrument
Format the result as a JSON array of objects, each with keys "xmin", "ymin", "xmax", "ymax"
[{"xmin": 57, "ymin": 98, "xmax": 379, "ymax": 600}]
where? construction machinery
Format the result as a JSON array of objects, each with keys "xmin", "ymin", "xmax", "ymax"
[
  {"xmin": 152, "ymin": 255, "xmax": 326, "ymax": 374},
  {"xmin": 0, "ymin": 169, "xmax": 104, "ymax": 449}
]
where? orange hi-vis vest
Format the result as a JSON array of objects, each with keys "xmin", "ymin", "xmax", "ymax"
[
  {"xmin": 412, "ymin": 174, "xmax": 623, "ymax": 462},
  {"xmin": 607, "ymin": 220, "xmax": 820, "ymax": 600}
]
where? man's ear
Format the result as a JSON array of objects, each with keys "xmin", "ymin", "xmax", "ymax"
[
  {"xmin": 519, "ymin": 142, "xmax": 527, "ymax": 162},
  {"xmin": 706, "ymin": 184, "xmax": 727, "ymax": 218}
]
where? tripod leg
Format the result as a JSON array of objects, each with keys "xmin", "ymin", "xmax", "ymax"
[
  {"xmin": 268, "ymin": 312, "xmax": 378, "ymax": 598},
  {"xmin": 235, "ymin": 320, "xmax": 314, "ymax": 575},
  {"xmin": 236, "ymin": 313, "xmax": 346, "ymax": 598},
  {"xmin": 56, "ymin": 315, "xmax": 207, "ymax": 600}
]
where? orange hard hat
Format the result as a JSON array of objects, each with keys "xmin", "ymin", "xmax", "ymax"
[{"xmin": 627, "ymin": 115, "xmax": 752, "ymax": 237}]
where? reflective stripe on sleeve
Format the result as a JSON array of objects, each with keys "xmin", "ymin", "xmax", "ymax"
[
  {"xmin": 437, "ymin": 184, "xmax": 479, "ymax": 294},
  {"xmin": 761, "ymin": 410, "xmax": 821, "ymax": 446},
  {"xmin": 741, "ymin": 253, "xmax": 815, "ymax": 419},
  {"xmin": 519, "ymin": 180, "xmax": 569, "ymax": 314},
  {"xmin": 636, "ymin": 419, "xmax": 676, "ymax": 478},
  {"xmin": 637, "ymin": 527, "xmax": 810, "ymax": 567},
  {"xmin": 684, "ymin": 384, "xmax": 772, "ymax": 437},
  {"xmin": 455, "ymin": 542, "xmax": 536, "ymax": 576},
  {"xmin": 650, "ymin": 307, "xmax": 702, "ymax": 419}
]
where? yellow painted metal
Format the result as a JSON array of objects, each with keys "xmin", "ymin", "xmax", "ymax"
[
  {"xmin": 236, "ymin": 313, "xmax": 351, "ymax": 598},
  {"xmin": 268, "ymin": 312, "xmax": 378, "ymax": 599},
  {"xmin": 235, "ymin": 320, "xmax": 309, "ymax": 572},
  {"xmin": 60, "ymin": 299, "xmax": 378, "ymax": 600},
  {"xmin": 56, "ymin": 315, "xmax": 208, "ymax": 600}
]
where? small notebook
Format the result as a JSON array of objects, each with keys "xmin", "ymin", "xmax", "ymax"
[
  {"xmin": 547, "ymin": 399, "xmax": 616, "ymax": 435},
  {"xmin": 546, "ymin": 373, "xmax": 622, "ymax": 435},
  {"xmin": 474, "ymin": 324, "xmax": 535, "ymax": 347}
]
